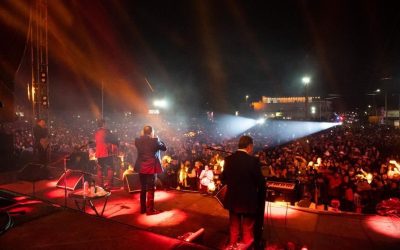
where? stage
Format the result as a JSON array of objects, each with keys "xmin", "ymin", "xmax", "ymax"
[{"xmin": 0, "ymin": 168, "xmax": 399, "ymax": 250}]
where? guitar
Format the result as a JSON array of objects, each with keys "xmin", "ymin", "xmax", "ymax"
[{"xmin": 39, "ymin": 137, "xmax": 50, "ymax": 150}]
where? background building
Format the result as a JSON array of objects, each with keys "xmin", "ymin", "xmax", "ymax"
[{"xmin": 252, "ymin": 96, "xmax": 333, "ymax": 120}]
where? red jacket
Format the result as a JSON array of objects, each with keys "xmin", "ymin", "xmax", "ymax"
[{"xmin": 95, "ymin": 128, "xmax": 112, "ymax": 158}]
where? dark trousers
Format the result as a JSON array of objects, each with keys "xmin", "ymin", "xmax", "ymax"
[
  {"xmin": 33, "ymin": 144, "xmax": 50, "ymax": 178},
  {"xmin": 34, "ymin": 143, "xmax": 49, "ymax": 165},
  {"xmin": 97, "ymin": 156, "xmax": 114, "ymax": 187},
  {"xmin": 229, "ymin": 211, "xmax": 256, "ymax": 245},
  {"xmin": 139, "ymin": 173, "xmax": 156, "ymax": 213}
]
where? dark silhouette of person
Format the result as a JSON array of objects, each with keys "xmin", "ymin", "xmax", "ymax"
[{"xmin": 221, "ymin": 135, "xmax": 265, "ymax": 249}]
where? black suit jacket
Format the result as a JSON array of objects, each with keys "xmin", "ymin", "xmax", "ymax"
[{"xmin": 221, "ymin": 150, "xmax": 265, "ymax": 214}]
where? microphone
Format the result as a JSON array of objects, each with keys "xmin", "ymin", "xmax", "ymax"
[{"xmin": 204, "ymin": 146, "xmax": 232, "ymax": 154}]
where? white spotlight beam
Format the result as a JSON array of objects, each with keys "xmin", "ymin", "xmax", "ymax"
[{"xmin": 216, "ymin": 115, "xmax": 257, "ymax": 138}]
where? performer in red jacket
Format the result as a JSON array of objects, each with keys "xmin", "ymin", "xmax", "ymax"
[
  {"xmin": 135, "ymin": 125, "xmax": 167, "ymax": 215},
  {"xmin": 95, "ymin": 119, "xmax": 118, "ymax": 189}
]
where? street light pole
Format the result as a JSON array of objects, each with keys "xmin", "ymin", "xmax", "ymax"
[
  {"xmin": 385, "ymin": 91, "xmax": 387, "ymax": 121},
  {"xmin": 302, "ymin": 76, "xmax": 311, "ymax": 120}
]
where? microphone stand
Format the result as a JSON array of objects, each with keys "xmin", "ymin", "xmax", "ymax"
[
  {"xmin": 63, "ymin": 156, "xmax": 68, "ymax": 208},
  {"xmin": 204, "ymin": 146, "xmax": 232, "ymax": 154}
]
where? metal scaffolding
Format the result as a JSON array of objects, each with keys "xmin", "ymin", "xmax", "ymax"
[{"xmin": 29, "ymin": 0, "xmax": 49, "ymax": 122}]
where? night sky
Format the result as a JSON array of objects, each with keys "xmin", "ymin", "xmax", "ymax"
[{"xmin": 1, "ymin": 0, "xmax": 400, "ymax": 114}]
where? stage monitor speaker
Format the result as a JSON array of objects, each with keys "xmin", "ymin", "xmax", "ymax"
[
  {"xmin": 56, "ymin": 170, "xmax": 84, "ymax": 191},
  {"xmin": 18, "ymin": 163, "xmax": 48, "ymax": 182},
  {"xmin": 66, "ymin": 152, "xmax": 89, "ymax": 170},
  {"xmin": 124, "ymin": 173, "xmax": 141, "ymax": 193},
  {"xmin": 214, "ymin": 185, "xmax": 227, "ymax": 207},
  {"xmin": 0, "ymin": 133, "xmax": 15, "ymax": 172}
]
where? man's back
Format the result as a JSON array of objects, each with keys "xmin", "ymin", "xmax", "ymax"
[
  {"xmin": 222, "ymin": 151, "xmax": 264, "ymax": 214},
  {"xmin": 135, "ymin": 135, "xmax": 166, "ymax": 174}
]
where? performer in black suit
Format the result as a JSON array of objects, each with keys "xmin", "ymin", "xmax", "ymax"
[
  {"xmin": 220, "ymin": 135, "xmax": 266, "ymax": 249},
  {"xmin": 33, "ymin": 118, "xmax": 52, "ymax": 179},
  {"xmin": 135, "ymin": 125, "xmax": 167, "ymax": 215},
  {"xmin": 33, "ymin": 119, "xmax": 49, "ymax": 165}
]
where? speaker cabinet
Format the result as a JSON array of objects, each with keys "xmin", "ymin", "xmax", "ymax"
[
  {"xmin": 56, "ymin": 170, "xmax": 84, "ymax": 191},
  {"xmin": 124, "ymin": 173, "xmax": 141, "ymax": 193},
  {"xmin": 0, "ymin": 133, "xmax": 14, "ymax": 172},
  {"xmin": 18, "ymin": 163, "xmax": 48, "ymax": 182},
  {"xmin": 214, "ymin": 185, "xmax": 227, "ymax": 207}
]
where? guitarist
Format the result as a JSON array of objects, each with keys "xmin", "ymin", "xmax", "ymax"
[{"xmin": 95, "ymin": 119, "xmax": 118, "ymax": 190}]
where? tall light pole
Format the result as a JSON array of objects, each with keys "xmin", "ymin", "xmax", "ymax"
[
  {"xmin": 366, "ymin": 89, "xmax": 381, "ymax": 117},
  {"xmin": 302, "ymin": 76, "xmax": 311, "ymax": 120},
  {"xmin": 393, "ymin": 93, "xmax": 400, "ymax": 126}
]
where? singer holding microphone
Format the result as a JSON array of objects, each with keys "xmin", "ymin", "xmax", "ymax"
[{"xmin": 134, "ymin": 125, "xmax": 167, "ymax": 215}]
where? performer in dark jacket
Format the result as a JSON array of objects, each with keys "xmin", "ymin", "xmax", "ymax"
[
  {"xmin": 33, "ymin": 119, "xmax": 49, "ymax": 165},
  {"xmin": 220, "ymin": 135, "xmax": 266, "ymax": 248},
  {"xmin": 135, "ymin": 125, "xmax": 167, "ymax": 215}
]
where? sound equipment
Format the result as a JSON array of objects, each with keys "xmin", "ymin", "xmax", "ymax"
[
  {"xmin": 0, "ymin": 81, "xmax": 15, "ymax": 123},
  {"xmin": 56, "ymin": 170, "xmax": 84, "ymax": 191},
  {"xmin": 0, "ymin": 133, "xmax": 14, "ymax": 172},
  {"xmin": 214, "ymin": 185, "xmax": 227, "ymax": 207},
  {"xmin": 266, "ymin": 179, "xmax": 299, "ymax": 205},
  {"xmin": 66, "ymin": 152, "xmax": 89, "ymax": 170},
  {"xmin": 266, "ymin": 180, "xmax": 296, "ymax": 191},
  {"xmin": 124, "ymin": 173, "xmax": 141, "ymax": 193},
  {"xmin": 18, "ymin": 163, "xmax": 48, "ymax": 182},
  {"xmin": 18, "ymin": 163, "xmax": 49, "ymax": 196}
]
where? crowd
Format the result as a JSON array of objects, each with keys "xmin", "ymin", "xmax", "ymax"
[{"xmin": 3, "ymin": 112, "xmax": 400, "ymax": 214}]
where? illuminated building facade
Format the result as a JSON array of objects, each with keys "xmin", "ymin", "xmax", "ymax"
[{"xmin": 252, "ymin": 96, "xmax": 333, "ymax": 120}]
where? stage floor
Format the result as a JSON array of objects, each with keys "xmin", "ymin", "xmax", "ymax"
[{"xmin": 1, "ymin": 172, "xmax": 399, "ymax": 250}]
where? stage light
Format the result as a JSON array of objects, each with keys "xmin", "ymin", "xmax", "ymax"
[
  {"xmin": 265, "ymin": 120, "xmax": 341, "ymax": 146},
  {"xmin": 256, "ymin": 118, "xmax": 266, "ymax": 124},
  {"xmin": 302, "ymin": 76, "xmax": 311, "ymax": 85},
  {"xmin": 153, "ymin": 99, "xmax": 168, "ymax": 108},
  {"xmin": 215, "ymin": 114, "xmax": 341, "ymax": 142},
  {"xmin": 366, "ymin": 173, "xmax": 373, "ymax": 184}
]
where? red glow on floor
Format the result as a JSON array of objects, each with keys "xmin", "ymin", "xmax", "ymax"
[
  {"xmin": 364, "ymin": 215, "xmax": 400, "ymax": 238},
  {"xmin": 45, "ymin": 180, "xmax": 59, "ymax": 188},
  {"xmin": 45, "ymin": 188, "xmax": 67, "ymax": 199},
  {"xmin": 16, "ymin": 200, "xmax": 43, "ymax": 206},
  {"xmin": 128, "ymin": 190, "xmax": 175, "ymax": 202},
  {"xmin": 264, "ymin": 202, "xmax": 300, "ymax": 219},
  {"xmin": 154, "ymin": 191, "xmax": 176, "ymax": 202},
  {"xmin": 136, "ymin": 209, "xmax": 188, "ymax": 226},
  {"xmin": 13, "ymin": 196, "xmax": 30, "ymax": 201},
  {"xmin": 8, "ymin": 206, "xmax": 34, "ymax": 214}
]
